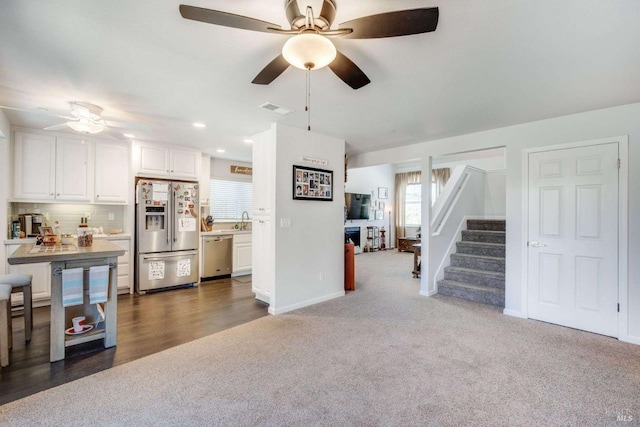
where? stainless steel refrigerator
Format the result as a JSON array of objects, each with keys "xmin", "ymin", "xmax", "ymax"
[{"xmin": 135, "ymin": 179, "xmax": 200, "ymax": 293}]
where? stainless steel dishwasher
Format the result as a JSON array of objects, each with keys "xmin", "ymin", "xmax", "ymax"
[{"xmin": 202, "ymin": 235, "xmax": 233, "ymax": 279}]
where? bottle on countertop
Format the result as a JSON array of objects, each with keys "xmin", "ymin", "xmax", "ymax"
[{"xmin": 11, "ymin": 220, "xmax": 21, "ymax": 239}]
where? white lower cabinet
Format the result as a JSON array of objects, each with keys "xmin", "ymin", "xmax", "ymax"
[
  {"xmin": 251, "ymin": 218, "xmax": 273, "ymax": 304},
  {"xmin": 107, "ymin": 238, "xmax": 132, "ymax": 293},
  {"xmin": 5, "ymin": 243, "xmax": 51, "ymax": 307},
  {"xmin": 232, "ymin": 233, "xmax": 252, "ymax": 276}
]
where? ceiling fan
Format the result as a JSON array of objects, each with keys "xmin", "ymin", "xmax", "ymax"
[
  {"xmin": 0, "ymin": 102, "xmax": 149, "ymax": 137},
  {"xmin": 179, "ymin": 0, "xmax": 439, "ymax": 90}
]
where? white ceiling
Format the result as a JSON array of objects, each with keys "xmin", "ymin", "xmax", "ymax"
[{"xmin": 1, "ymin": 1, "xmax": 639, "ymax": 162}]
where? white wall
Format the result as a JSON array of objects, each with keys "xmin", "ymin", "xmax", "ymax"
[
  {"xmin": 345, "ymin": 164, "xmax": 395, "ymax": 249},
  {"xmin": 484, "ymin": 171, "xmax": 506, "ymax": 217},
  {"xmin": 210, "ymin": 157, "xmax": 252, "ymax": 182},
  {"xmin": 0, "ymin": 110, "xmax": 10, "ymax": 272},
  {"xmin": 271, "ymin": 123, "xmax": 345, "ymax": 313},
  {"xmin": 349, "ymin": 102, "xmax": 640, "ymax": 344}
]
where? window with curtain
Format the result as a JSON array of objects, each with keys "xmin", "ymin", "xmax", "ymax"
[
  {"xmin": 405, "ymin": 183, "xmax": 421, "ymax": 226},
  {"xmin": 395, "ymin": 171, "xmax": 421, "ymax": 239},
  {"xmin": 431, "ymin": 168, "xmax": 451, "ymax": 205},
  {"xmin": 209, "ymin": 179, "xmax": 253, "ymax": 220}
]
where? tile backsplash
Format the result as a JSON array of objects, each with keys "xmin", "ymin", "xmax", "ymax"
[{"xmin": 9, "ymin": 203, "xmax": 126, "ymax": 237}]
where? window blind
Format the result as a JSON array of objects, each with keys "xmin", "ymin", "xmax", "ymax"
[{"xmin": 209, "ymin": 179, "xmax": 253, "ymax": 220}]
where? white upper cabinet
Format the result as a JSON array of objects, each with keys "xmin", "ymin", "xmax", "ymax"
[
  {"xmin": 138, "ymin": 143, "xmax": 169, "ymax": 177},
  {"xmin": 13, "ymin": 132, "xmax": 56, "ymax": 200},
  {"xmin": 14, "ymin": 131, "xmax": 90, "ymax": 202},
  {"xmin": 135, "ymin": 142, "xmax": 200, "ymax": 180},
  {"xmin": 13, "ymin": 130, "xmax": 130, "ymax": 204},
  {"xmin": 200, "ymin": 154, "xmax": 211, "ymax": 206},
  {"xmin": 170, "ymin": 148, "xmax": 201, "ymax": 179},
  {"xmin": 94, "ymin": 140, "xmax": 129, "ymax": 203},
  {"xmin": 55, "ymin": 136, "xmax": 91, "ymax": 201},
  {"xmin": 252, "ymin": 136, "xmax": 275, "ymax": 217}
]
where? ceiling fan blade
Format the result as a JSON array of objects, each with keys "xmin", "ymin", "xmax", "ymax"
[
  {"xmin": 252, "ymin": 54, "xmax": 290, "ymax": 85},
  {"xmin": 328, "ymin": 51, "xmax": 370, "ymax": 90},
  {"xmin": 338, "ymin": 7, "xmax": 439, "ymax": 39},
  {"xmin": 43, "ymin": 123, "xmax": 70, "ymax": 131},
  {"xmin": 103, "ymin": 119, "xmax": 152, "ymax": 132},
  {"xmin": 319, "ymin": 0, "xmax": 337, "ymax": 28},
  {"xmin": 179, "ymin": 5, "xmax": 282, "ymax": 33},
  {"xmin": 285, "ymin": 0, "xmax": 302, "ymax": 27},
  {"xmin": 0, "ymin": 105, "xmax": 75, "ymax": 120}
]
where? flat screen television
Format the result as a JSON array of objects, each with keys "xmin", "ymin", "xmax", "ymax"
[{"xmin": 345, "ymin": 193, "xmax": 371, "ymax": 220}]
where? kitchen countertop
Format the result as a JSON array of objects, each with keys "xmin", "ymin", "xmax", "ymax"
[
  {"xmin": 200, "ymin": 230, "xmax": 252, "ymax": 236},
  {"xmin": 7, "ymin": 239, "xmax": 125, "ymax": 265},
  {"xmin": 4, "ymin": 234, "xmax": 131, "ymax": 245}
]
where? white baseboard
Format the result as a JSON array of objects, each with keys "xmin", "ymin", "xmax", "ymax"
[
  {"xmin": 619, "ymin": 335, "xmax": 640, "ymax": 346},
  {"xmin": 269, "ymin": 290, "xmax": 345, "ymax": 315},
  {"xmin": 419, "ymin": 289, "xmax": 436, "ymax": 297},
  {"xmin": 503, "ymin": 308, "xmax": 526, "ymax": 318}
]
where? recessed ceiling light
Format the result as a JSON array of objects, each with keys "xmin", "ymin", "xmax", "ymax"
[
  {"xmin": 243, "ymin": 139, "xmax": 254, "ymax": 144},
  {"xmin": 216, "ymin": 148, "xmax": 226, "ymax": 153},
  {"xmin": 123, "ymin": 133, "xmax": 135, "ymax": 138},
  {"xmin": 193, "ymin": 122, "xmax": 206, "ymax": 128}
]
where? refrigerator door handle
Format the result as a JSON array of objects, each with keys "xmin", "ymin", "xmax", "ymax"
[
  {"xmin": 172, "ymin": 189, "xmax": 177, "ymax": 243},
  {"xmin": 142, "ymin": 250, "xmax": 198, "ymax": 261}
]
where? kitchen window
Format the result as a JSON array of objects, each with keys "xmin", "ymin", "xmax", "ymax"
[{"xmin": 209, "ymin": 179, "xmax": 253, "ymax": 220}]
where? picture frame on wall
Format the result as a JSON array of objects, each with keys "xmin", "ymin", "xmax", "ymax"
[
  {"xmin": 293, "ymin": 165, "xmax": 333, "ymax": 201},
  {"xmin": 378, "ymin": 187, "xmax": 388, "ymax": 199}
]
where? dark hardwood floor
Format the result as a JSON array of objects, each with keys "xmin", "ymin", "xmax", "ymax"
[{"xmin": 0, "ymin": 275, "xmax": 267, "ymax": 405}]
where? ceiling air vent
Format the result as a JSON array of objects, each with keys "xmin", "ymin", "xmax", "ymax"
[{"xmin": 259, "ymin": 102, "xmax": 293, "ymax": 115}]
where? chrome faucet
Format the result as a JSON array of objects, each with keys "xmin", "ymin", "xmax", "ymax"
[{"xmin": 241, "ymin": 211, "xmax": 250, "ymax": 230}]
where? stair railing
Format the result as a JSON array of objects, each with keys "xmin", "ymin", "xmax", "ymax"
[{"xmin": 427, "ymin": 165, "xmax": 486, "ymax": 291}]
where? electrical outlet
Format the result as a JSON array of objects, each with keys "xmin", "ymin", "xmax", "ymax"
[
  {"xmin": 319, "ymin": 272, "xmax": 323, "ymax": 281},
  {"xmin": 280, "ymin": 218, "xmax": 291, "ymax": 228},
  {"xmin": 108, "ymin": 212, "xmax": 114, "ymax": 221}
]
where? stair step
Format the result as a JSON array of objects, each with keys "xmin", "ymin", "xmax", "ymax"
[
  {"xmin": 456, "ymin": 241, "xmax": 505, "ymax": 257},
  {"xmin": 443, "ymin": 266, "xmax": 505, "ymax": 289},
  {"xmin": 438, "ymin": 279, "xmax": 505, "ymax": 307},
  {"xmin": 450, "ymin": 253, "xmax": 505, "ymax": 273},
  {"xmin": 467, "ymin": 219, "xmax": 506, "ymax": 232},
  {"xmin": 461, "ymin": 230, "xmax": 505, "ymax": 244}
]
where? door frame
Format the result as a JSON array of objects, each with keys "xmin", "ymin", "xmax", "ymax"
[{"xmin": 521, "ymin": 136, "xmax": 629, "ymax": 341}]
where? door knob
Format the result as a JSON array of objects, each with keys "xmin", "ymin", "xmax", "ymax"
[{"xmin": 529, "ymin": 241, "xmax": 547, "ymax": 247}]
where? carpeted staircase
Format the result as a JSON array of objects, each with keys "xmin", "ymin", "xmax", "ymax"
[{"xmin": 438, "ymin": 219, "xmax": 505, "ymax": 307}]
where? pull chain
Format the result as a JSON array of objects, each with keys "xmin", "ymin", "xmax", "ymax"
[{"xmin": 305, "ymin": 66, "xmax": 311, "ymax": 131}]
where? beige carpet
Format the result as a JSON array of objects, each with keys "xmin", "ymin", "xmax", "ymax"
[{"xmin": 1, "ymin": 250, "xmax": 639, "ymax": 426}]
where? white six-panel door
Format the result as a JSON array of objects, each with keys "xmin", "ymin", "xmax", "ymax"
[{"xmin": 527, "ymin": 143, "xmax": 619, "ymax": 337}]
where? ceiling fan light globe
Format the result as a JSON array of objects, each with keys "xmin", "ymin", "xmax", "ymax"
[
  {"xmin": 282, "ymin": 33, "xmax": 336, "ymax": 70},
  {"xmin": 67, "ymin": 120, "xmax": 105, "ymax": 134}
]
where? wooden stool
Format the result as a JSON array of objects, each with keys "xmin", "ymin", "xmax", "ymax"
[
  {"xmin": 0, "ymin": 284, "xmax": 13, "ymax": 367},
  {"xmin": 0, "ymin": 274, "xmax": 33, "ymax": 342}
]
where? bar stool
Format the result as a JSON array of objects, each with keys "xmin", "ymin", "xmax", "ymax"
[
  {"xmin": 0, "ymin": 274, "xmax": 33, "ymax": 342},
  {"xmin": 0, "ymin": 283, "xmax": 12, "ymax": 367}
]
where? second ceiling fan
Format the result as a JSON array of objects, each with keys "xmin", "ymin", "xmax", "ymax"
[{"xmin": 179, "ymin": 0, "xmax": 439, "ymax": 90}]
